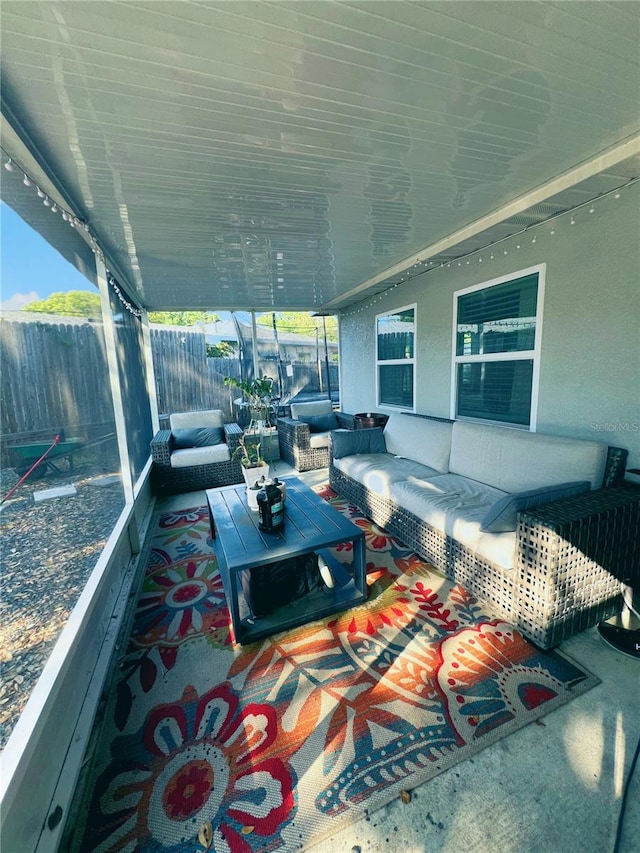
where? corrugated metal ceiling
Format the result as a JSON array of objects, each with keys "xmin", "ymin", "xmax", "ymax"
[{"xmin": 1, "ymin": 1, "xmax": 639, "ymax": 312}]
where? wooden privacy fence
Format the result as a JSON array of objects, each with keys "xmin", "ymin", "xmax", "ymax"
[
  {"xmin": 1, "ymin": 318, "xmax": 340, "ymax": 466},
  {"xmin": 1, "ymin": 317, "xmax": 114, "ymax": 446}
]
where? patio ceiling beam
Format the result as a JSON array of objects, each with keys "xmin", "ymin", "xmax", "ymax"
[{"xmin": 321, "ymin": 133, "xmax": 640, "ymax": 313}]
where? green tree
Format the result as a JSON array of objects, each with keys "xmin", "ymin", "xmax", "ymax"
[
  {"xmin": 23, "ymin": 290, "xmax": 101, "ymax": 317},
  {"xmin": 256, "ymin": 311, "xmax": 338, "ymax": 342},
  {"xmin": 206, "ymin": 340, "xmax": 238, "ymax": 358},
  {"xmin": 148, "ymin": 311, "xmax": 218, "ymax": 326}
]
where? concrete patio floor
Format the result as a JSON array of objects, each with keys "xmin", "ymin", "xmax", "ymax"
[{"xmin": 158, "ymin": 462, "xmax": 640, "ymax": 853}]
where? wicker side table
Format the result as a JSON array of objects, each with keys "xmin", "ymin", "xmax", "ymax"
[{"xmin": 516, "ymin": 484, "xmax": 640, "ymax": 648}]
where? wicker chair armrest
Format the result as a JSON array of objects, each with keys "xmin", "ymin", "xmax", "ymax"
[
  {"xmin": 150, "ymin": 429, "xmax": 173, "ymax": 466},
  {"xmin": 603, "ymin": 445, "xmax": 628, "ymax": 488},
  {"xmin": 224, "ymin": 422, "xmax": 243, "ymax": 454},
  {"xmin": 277, "ymin": 416, "xmax": 312, "ymax": 448},
  {"xmin": 519, "ymin": 483, "xmax": 640, "ymax": 526},
  {"xmin": 335, "ymin": 412, "xmax": 356, "ymax": 430},
  {"xmin": 517, "ymin": 484, "xmax": 640, "ymax": 582}
]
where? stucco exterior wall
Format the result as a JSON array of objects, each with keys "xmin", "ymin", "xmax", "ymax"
[{"xmin": 339, "ymin": 183, "xmax": 640, "ymax": 470}]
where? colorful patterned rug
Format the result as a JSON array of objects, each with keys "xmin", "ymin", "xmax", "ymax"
[{"xmin": 73, "ymin": 485, "xmax": 597, "ymax": 852}]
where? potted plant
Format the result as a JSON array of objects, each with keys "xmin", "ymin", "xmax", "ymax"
[
  {"xmin": 224, "ymin": 375, "xmax": 274, "ymax": 433},
  {"xmin": 233, "ymin": 433, "xmax": 270, "ymax": 487}
]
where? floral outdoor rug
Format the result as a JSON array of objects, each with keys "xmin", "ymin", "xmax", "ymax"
[{"xmin": 72, "ymin": 484, "xmax": 597, "ymax": 852}]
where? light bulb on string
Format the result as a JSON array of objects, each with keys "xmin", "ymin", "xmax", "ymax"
[
  {"xmin": 23, "ymin": 174, "xmax": 31, "ymax": 186},
  {"xmin": 36, "ymin": 187, "xmax": 45, "ymax": 198},
  {"xmin": 4, "ymin": 159, "xmax": 14, "ymax": 171}
]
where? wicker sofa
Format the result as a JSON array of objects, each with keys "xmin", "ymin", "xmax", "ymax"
[
  {"xmin": 150, "ymin": 409, "xmax": 244, "ymax": 496},
  {"xmin": 277, "ymin": 399, "xmax": 356, "ymax": 471},
  {"xmin": 329, "ymin": 413, "xmax": 638, "ymax": 649}
]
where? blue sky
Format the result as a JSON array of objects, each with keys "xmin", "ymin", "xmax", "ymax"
[{"xmin": 1, "ymin": 201, "xmax": 94, "ymax": 311}]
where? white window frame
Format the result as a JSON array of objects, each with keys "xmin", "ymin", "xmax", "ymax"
[
  {"xmin": 450, "ymin": 264, "xmax": 545, "ymax": 431},
  {"xmin": 376, "ymin": 302, "xmax": 417, "ymax": 411}
]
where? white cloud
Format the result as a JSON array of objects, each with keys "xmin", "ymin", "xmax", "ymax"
[{"xmin": 0, "ymin": 290, "xmax": 41, "ymax": 311}]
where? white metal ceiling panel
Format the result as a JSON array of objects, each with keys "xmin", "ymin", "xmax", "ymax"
[{"xmin": 1, "ymin": 1, "xmax": 638, "ymax": 311}]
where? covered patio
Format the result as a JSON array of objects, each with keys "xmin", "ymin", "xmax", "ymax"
[{"xmin": 1, "ymin": 2, "xmax": 639, "ymax": 851}]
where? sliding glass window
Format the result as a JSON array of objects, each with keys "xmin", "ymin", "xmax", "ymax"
[
  {"xmin": 376, "ymin": 304, "xmax": 416, "ymax": 410},
  {"xmin": 453, "ymin": 267, "xmax": 544, "ymax": 428}
]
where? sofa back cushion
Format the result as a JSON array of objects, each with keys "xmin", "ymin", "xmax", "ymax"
[
  {"xmin": 170, "ymin": 409, "xmax": 225, "ymax": 430},
  {"xmin": 449, "ymin": 421, "xmax": 607, "ymax": 493},
  {"xmin": 298, "ymin": 412, "xmax": 339, "ymax": 432},
  {"xmin": 383, "ymin": 414, "xmax": 452, "ymax": 473},
  {"xmin": 290, "ymin": 399, "xmax": 333, "ymax": 420},
  {"xmin": 172, "ymin": 427, "xmax": 225, "ymax": 449},
  {"xmin": 332, "ymin": 427, "xmax": 387, "ymax": 459}
]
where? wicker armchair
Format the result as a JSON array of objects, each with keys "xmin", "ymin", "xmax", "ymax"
[
  {"xmin": 150, "ymin": 409, "xmax": 243, "ymax": 495},
  {"xmin": 278, "ymin": 399, "xmax": 356, "ymax": 472}
]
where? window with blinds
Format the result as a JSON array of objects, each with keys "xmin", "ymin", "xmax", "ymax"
[
  {"xmin": 376, "ymin": 304, "xmax": 416, "ymax": 409},
  {"xmin": 453, "ymin": 267, "xmax": 544, "ymax": 428}
]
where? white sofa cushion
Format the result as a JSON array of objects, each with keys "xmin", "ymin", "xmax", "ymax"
[
  {"xmin": 290, "ymin": 399, "xmax": 333, "ymax": 419},
  {"xmin": 309, "ymin": 431, "xmax": 332, "ymax": 448},
  {"xmin": 334, "ymin": 453, "xmax": 442, "ymax": 498},
  {"xmin": 449, "ymin": 421, "xmax": 607, "ymax": 493},
  {"xmin": 389, "ymin": 474, "xmax": 516, "ymax": 569},
  {"xmin": 170, "ymin": 409, "xmax": 225, "ymax": 430},
  {"xmin": 383, "ymin": 414, "xmax": 452, "ymax": 473},
  {"xmin": 170, "ymin": 444, "xmax": 231, "ymax": 468}
]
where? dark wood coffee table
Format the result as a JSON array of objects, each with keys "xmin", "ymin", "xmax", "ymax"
[{"xmin": 206, "ymin": 476, "xmax": 366, "ymax": 644}]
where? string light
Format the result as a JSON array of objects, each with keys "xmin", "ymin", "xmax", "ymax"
[
  {"xmin": 0, "ymin": 146, "xmax": 99, "ymax": 256},
  {"xmin": 2, "ymin": 144, "xmax": 634, "ymax": 322},
  {"xmin": 107, "ymin": 274, "xmax": 142, "ymax": 317}
]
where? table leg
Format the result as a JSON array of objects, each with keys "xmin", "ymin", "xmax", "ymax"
[{"xmin": 353, "ymin": 534, "xmax": 367, "ymax": 598}]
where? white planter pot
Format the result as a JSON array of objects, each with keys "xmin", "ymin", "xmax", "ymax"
[{"xmin": 242, "ymin": 464, "xmax": 270, "ymax": 488}]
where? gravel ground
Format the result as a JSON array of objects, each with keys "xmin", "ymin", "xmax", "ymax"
[{"xmin": 0, "ymin": 451, "xmax": 124, "ymax": 749}]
